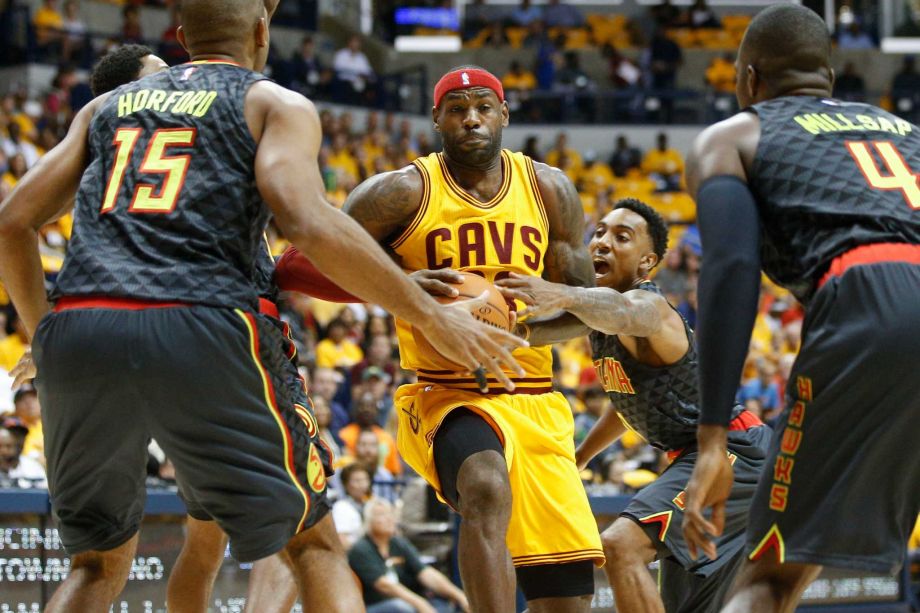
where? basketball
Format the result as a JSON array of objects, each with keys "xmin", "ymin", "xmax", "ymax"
[{"xmin": 412, "ymin": 271, "xmax": 512, "ymax": 371}]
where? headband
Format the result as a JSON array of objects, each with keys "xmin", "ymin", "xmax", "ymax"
[{"xmin": 433, "ymin": 68, "xmax": 505, "ymax": 108}]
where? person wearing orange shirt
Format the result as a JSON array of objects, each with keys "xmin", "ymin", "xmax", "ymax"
[{"xmin": 339, "ymin": 392, "xmax": 402, "ymax": 476}]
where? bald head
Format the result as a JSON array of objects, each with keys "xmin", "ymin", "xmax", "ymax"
[
  {"xmin": 736, "ymin": 4, "xmax": 833, "ymax": 105},
  {"xmin": 178, "ymin": 0, "xmax": 268, "ymax": 66}
]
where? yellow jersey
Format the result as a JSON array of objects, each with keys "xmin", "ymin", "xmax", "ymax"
[{"xmin": 392, "ymin": 150, "xmax": 553, "ymax": 391}]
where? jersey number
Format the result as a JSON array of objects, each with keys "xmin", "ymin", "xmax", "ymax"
[
  {"xmin": 846, "ymin": 140, "xmax": 920, "ymax": 210},
  {"xmin": 100, "ymin": 127, "xmax": 197, "ymax": 214}
]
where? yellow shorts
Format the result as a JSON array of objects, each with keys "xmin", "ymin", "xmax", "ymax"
[{"xmin": 394, "ymin": 383, "xmax": 604, "ymax": 568}]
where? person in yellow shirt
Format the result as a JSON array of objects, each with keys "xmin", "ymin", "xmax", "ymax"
[
  {"xmin": 326, "ymin": 132, "xmax": 361, "ymax": 185},
  {"xmin": 0, "ymin": 316, "xmax": 27, "ymax": 373},
  {"xmin": 33, "ymin": 0, "xmax": 64, "ymax": 50},
  {"xmin": 641, "ymin": 132, "xmax": 684, "ymax": 189},
  {"xmin": 502, "ymin": 60, "xmax": 537, "ymax": 91},
  {"xmin": 1, "ymin": 154, "xmax": 28, "ymax": 192},
  {"xmin": 705, "ymin": 53, "xmax": 736, "ymax": 94},
  {"xmin": 579, "ymin": 150, "xmax": 615, "ymax": 195},
  {"xmin": 545, "ymin": 131, "xmax": 582, "ymax": 174},
  {"xmin": 12, "ymin": 384, "xmax": 44, "ymax": 466},
  {"xmin": 315, "ymin": 318, "xmax": 364, "ymax": 369}
]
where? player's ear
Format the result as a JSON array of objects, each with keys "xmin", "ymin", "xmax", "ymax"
[
  {"xmin": 827, "ymin": 65, "xmax": 836, "ymax": 91},
  {"xmin": 746, "ymin": 65, "xmax": 759, "ymax": 102},
  {"xmin": 431, "ymin": 106, "xmax": 440, "ymax": 131},
  {"xmin": 255, "ymin": 17, "xmax": 269, "ymax": 48},
  {"xmin": 501, "ymin": 100, "xmax": 510, "ymax": 128},
  {"xmin": 176, "ymin": 26, "xmax": 188, "ymax": 53}
]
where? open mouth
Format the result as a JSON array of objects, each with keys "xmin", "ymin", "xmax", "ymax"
[{"xmin": 593, "ymin": 259, "xmax": 610, "ymax": 276}]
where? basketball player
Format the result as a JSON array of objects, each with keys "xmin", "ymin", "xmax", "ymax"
[
  {"xmin": 680, "ymin": 5, "xmax": 920, "ymax": 612},
  {"xmin": 0, "ymin": 2, "xmax": 523, "ymax": 611},
  {"xmin": 497, "ymin": 199, "xmax": 770, "ymax": 613},
  {"xmin": 89, "ymin": 44, "xmax": 168, "ymax": 97},
  {"xmin": 275, "ymin": 66, "xmax": 604, "ymax": 612}
]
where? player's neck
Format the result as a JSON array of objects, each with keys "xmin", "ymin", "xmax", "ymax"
[
  {"xmin": 441, "ymin": 152, "xmax": 503, "ymax": 194},
  {"xmin": 189, "ymin": 51, "xmax": 253, "ymax": 69}
]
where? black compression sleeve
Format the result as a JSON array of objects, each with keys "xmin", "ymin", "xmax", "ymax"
[{"xmin": 695, "ymin": 175, "xmax": 762, "ymax": 426}]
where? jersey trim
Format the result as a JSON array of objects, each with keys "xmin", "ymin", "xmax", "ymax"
[
  {"xmin": 512, "ymin": 548, "xmax": 605, "ymax": 567},
  {"xmin": 391, "ymin": 162, "xmax": 431, "ymax": 250},
  {"xmin": 188, "ymin": 59, "xmax": 244, "ymax": 67},
  {"xmin": 436, "ymin": 150, "xmax": 512, "ymax": 209},
  {"xmin": 524, "ymin": 156, "xmax": 549, "ymax": 234}
]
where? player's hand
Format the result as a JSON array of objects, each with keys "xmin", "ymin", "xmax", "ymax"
[
  {"xmin": 496, "ymin": 273, "xmax": 573, "ymax": 318},
  {"xmin": 456, "ymin": 593, "xmax": 471, "ymax": 613},
  {"xmin": 682, "ymin": 425, "xmax": 733, "ymax": 561},
  {"xmin": 410, "ymin": 268, "xmax": 464, "ymax": 298},
  {"xmin": 415, "ymin": 291, "xmax": 527, "ymax": 392},
  {"xmin": 10, "ymin": 346, "xmax": 36, "ymax": 388}
]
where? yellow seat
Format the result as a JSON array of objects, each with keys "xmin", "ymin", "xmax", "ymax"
[{"xmin": 505, "ymin": 26, "xmax": 528, "ymax": 49}]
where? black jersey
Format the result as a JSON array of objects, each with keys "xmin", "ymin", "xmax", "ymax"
[
  {"xmin": 53, "ymin": 62, "xmax": 270, "ymax": 310},
  {"xmin": 590, "ymin": 282, "xmax": 742, "ymax": 451},
  {"xmin": 748, "ymin": 96, "xmax": 920, "ymax": 303}
]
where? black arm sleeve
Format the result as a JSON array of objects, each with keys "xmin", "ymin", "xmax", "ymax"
[{"xmin": 695, "ymin": 175, "xmax": 762, "ymax": 426}]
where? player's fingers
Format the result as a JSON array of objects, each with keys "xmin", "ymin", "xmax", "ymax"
[
  {"xmin": 418, "ymin": 279, "xmax": 460, "ymax": 297},
  {"xmin": 451, "ymin": 290, "xmax": 489, "ymax": 310},
  {"xmin": 483, "ymin": 335, "xmax": 526, "ymax": 378},
  {"xmin": 494, "ymin": 275, "xmax": 528, "ymax": 288},
  {"xmin": 479, "ymin": 353, "xmax": 516, "ymax": 392},
  {"xmin": 427, "ymin": 269, "xmax": 464, "ymax": 284},
  {"xmin": 496, "ymin": 287, "xmax": 533, "ymax": 305},
  {"xmin": 710, "ymin": 500, "xmax": 726, "ymax": 537},
  {"xmin": 12, "ymin": 370, "xmax": 29, "ymax": 389}
]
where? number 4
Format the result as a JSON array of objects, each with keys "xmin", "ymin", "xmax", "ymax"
[
  {"xmin": 846, "ymin": 140, "xmax": 920, "ymax": 210},
  {"xmin": 101, "ymin": 127, "xmax": 196, "ymax": 214}
]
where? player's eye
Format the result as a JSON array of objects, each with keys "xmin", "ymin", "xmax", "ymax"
[
  {"xmin": 594, "ymin": 227, "xmax": 605, "ymax": 237},
  {"xmin": 479, "ymin": 105, "xmax": 491, "ymax": 112},
  {"xmin": 617, "ymin": 234, "xmax": 630, "ymax": 242}
]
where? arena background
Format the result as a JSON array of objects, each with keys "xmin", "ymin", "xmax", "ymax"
[{"xmin": 0, "ymin": 0, "xmax": 918, "ymax": 610}]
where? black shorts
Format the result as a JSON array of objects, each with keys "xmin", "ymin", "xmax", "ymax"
[
  {"xmin": 746, "ymin": 262, "xmax": 920, "ymax": 574},
  {"xmin": 622, "ymin": 423, "xmax": 771, "ymax": 612},
  {"xmin": 33, "ymin": 304, "xmax": 332, "ymax": 562}
]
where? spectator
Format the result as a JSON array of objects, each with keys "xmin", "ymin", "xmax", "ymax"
[
  {"xmin": 892, "ymin": 56, "xmax": 920, "ymax": 96},
  {"xmin": 578, "ymin": 151, "xmax": 615, "ymax": 195},
  {"xmin": 33, "ymin": 0, "xmax": 64, "ymax": 57},
  {"xmin": 834, "ymin": 62, "xmax": 865, "ymax": 101},
  {"xmin": 312, "ymin": 395, "xmax": 342, "ymax": 459},
  {"xmin": 522, "ymin": 135, "xmax": 542, "ymax": 162},
  {"xmin": 502, "ymin": 60, "xmax": 537, "ymax": 92},
  {"xmin": 352, "ymin": 334, "xmax": 397, "ymax": 386},
  {"xmin": 738, "ymin": 360, "xmax": 783, "ymax": 420},
  {"xmin": 608, "ymin": 135, "xmax": 642, "ymax": 177},
  {"xmin": 652, "ymin": 247, "xmax": 689, "ymax": 304},
  {"xmin": 332, "ymin": 463, "xmax": 372, "ymax": 548},
  {"xmin": 641, "ymin": 132, "xmax": 684, "ymax": 189},
  {"xmin": 545, "ymin": 132, "xmax": 582, "ymax": 173},
  {"xmin": 159, "ymin": 4, "xmax": 186, "ymax": 65},
  {"xmin": 1, "ymin": 123, "xmax": 40, "ymax": 169},
  {"xmin": 838, "ymin": 22, "xmax": 874, "ymax": 49},
  {"xmin": 0, "ymin": 316, "xmax": 28, "ymax": 373},
  {"xmin": 647, "ymin": 27, "xmax": 682, "ymax": 90},
  {"xmin": 355, "ymin": 428, "xmax": 397, "ymax": 502},
  {"xmin": 339, "ymin": 392, "xmax": 402, "ymax": 476},
  {"xmin": 333, "ymin": 35, "xmax": 376, "ymax": 104},
  {"xmin": 0, "ymin": 422, "xmax": 46, "ymax": 488},
  {"xmin": 291, "ymin": 35, "xmax": 330, "ymax": 98},
  {"xmin": 311, "ymin": 366, "xmax": 351, "ymax": 433},
  {"xmin": 349, "ymin": 498, "xmax": 470, "ymax": 613},
  {"xmin": 316, "ymin": 317, "xmax": 364, "ymax": 369},
  {"xmin": 462, "ymin": 0, "xmax": 490, "ymax": 41},
  {"xmin": 705, "ymin": 53, "xmax": 735, "ymax": 94},
  {"xmin": 650, "ymin": 0, "xmax": 680, "ymax": 28},
  {"xmin": 574, "ymin": 387, "xmax": 610, "ymax": 474},
  {"xmin": 61, "ymin": 0, "xmax": 86, "ymax": 63},
  {"xmin": 1, "ymin": 154, "xmax": 27, "ymax": 191},
  {"xmin": 509, "ymin": 0, "xmax": 542, "ymax": 27},
  {"xmin": 11, "ymin": 384, "xmax": 43, "ymax": 465},
  {"xmin": 543, "ymin": 0, "xmax": 584, "ymax": 29},
  {"xmin": 682, "ymin": 0, "xmax": 720, "ymax": 29},
  {"xmin": 121, "ymin": 6, "xmax": 144, "ymax": 45},
  {"xmin": 604, "ymin": 45, "xmax": 641, "ymax": 90},
  {"xmin": 554, "ymin": 51, "xmax": 595, "ymax": 93}
]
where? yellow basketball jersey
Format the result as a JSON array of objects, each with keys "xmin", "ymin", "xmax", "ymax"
[{"xmin": 391, "ymin": 150, "xmax": 553, "ymax": 391}]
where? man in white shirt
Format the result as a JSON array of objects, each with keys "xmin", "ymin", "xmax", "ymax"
[{"xmin": 333, "ymin": 35, "xmax": 376, "ymax": 103}]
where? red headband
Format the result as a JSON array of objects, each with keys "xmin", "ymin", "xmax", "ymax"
[{"xmin": 434, "ymin": 69, "xmax": 505, "ymax": 108}]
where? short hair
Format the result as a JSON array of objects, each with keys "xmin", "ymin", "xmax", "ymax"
[
  {"xmin": 614, "ymin": 198, "xmax": 668, "ymax": 265},
  {"xmin": 340, "ymin": 462, "xmax": 370, "ymax": 487},
  {"xmin": 363, "ymin": 496, "xmax": 394, "ymax": 532},
  {"xmin": 740, "ymin": 4, "xmax": 830, "ymax": 80},
  {"xmin": 91, "ymin": 44, "xmax": 154, "ymax": 96}
]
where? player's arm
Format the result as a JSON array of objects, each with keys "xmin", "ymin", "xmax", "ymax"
[
  {"xmin": 682, "ymin": 113, "xmax": 762, "ymax": 560},
  {"xmin": 502, "ymin": 163, "xmax": 595, "ymax": 343},
  {"xmin": 0, "ymin": 96, "xmax": 106, "ymax": 338},
  {"xmin": 373, "ymin": 577, "xmax": 437, "ymax": 613},
  {"xmin": 249, "ymin": 83, "xmax": 525, "ymax": 387},
  {"xmin": 418, "ymin": 567, "xmax": 469, "ymax": 612},
  {"xmin": 575, "ymin": 407, "xmax": 628, "ymax": 471}
]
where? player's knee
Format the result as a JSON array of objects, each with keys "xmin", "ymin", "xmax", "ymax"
[
  {"xmin": 601, "ymin": 519, "xmax": 654, "ymax": 567},
  {"xmin": 285, "ymin": 513, "xmax": 342, "ymax": 560},
  {"xmin": 455, "ymin": 450, "xmax": 510, "ymax": 518},
  {"xmin": 70, "ymin": 549, "xmax": 134, "ymax": 585}
]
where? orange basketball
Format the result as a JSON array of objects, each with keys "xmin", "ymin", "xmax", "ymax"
[{"xmin": 412, "ymin": 271, "xmax": 512, "ymax": 371}]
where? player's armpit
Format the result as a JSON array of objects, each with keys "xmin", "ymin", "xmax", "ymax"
[{"xmin": 532, "ymin": 162, "xmax": 595, "ymax": 288}]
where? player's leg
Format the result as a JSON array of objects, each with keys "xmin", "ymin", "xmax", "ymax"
[
  {"xmin": 600, "ymin": 517, "xmax": 662, "ymax": 613},
  {"xmin": 32, "ymin": 308, "xmax": 151, "ymax": 612},
  {"xmin": 167, "ymin": 516, "xmax": 227, "ymax": 613},
  {"xmin": 518, "ymin": 562, "xmax": 595, "ymax": 613},
  {"xmin": 435, "ymin": 408, "xmax": 516, "ymax": 613},
  {"xmin": 245, "ymin": 552, "xmax": 299, "ymax": 613},
  {"xmin": 283, "ymin": 513, "xmax": 363, "ymax": 611},
  {"xmin": 721, "ymin": 557, "xmax": 821, "ymax": 613},
  {"xmin": 45, "ymin": 535, "xmax": 139, "ymax": 613}
]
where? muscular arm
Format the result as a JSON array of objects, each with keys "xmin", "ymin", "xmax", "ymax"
[
  {"xmin": 0, "ymin": 96, "xmax": 105, "ymax": 337},
  {"xmin": 342, "ymin": 165, "xmax": 422, "ymax": 245},
  {"xmin": 575, "ymin": 407, "xmax": 628, "ymax": 471},
  {"xmin": 418, "ymin": 567, "xmax": 467, "ymax": 607}
]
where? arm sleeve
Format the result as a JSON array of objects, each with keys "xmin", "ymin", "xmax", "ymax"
[
  {"xmin": 695, "ymin": 175, "xmax": 762, "ymax": 426},
  {"xmin": 273, "ymin": 246, "xmax": 363, "ymax": 303}
]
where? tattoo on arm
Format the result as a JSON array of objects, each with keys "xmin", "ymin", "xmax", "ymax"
[
  {"xmin": 524, "ymin": 312, "xmax": 591, "ymax": 346},
  {"xmin": 343, "ymin": 166, "xmax": 422, "ymax": 244},
  {"xmin": 536, "ymin": 164, "xmax": 595, "ymax": 288},
  {"xmin": 566, "ymin": 287, "xmax": 664, "ymax": 338}
]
